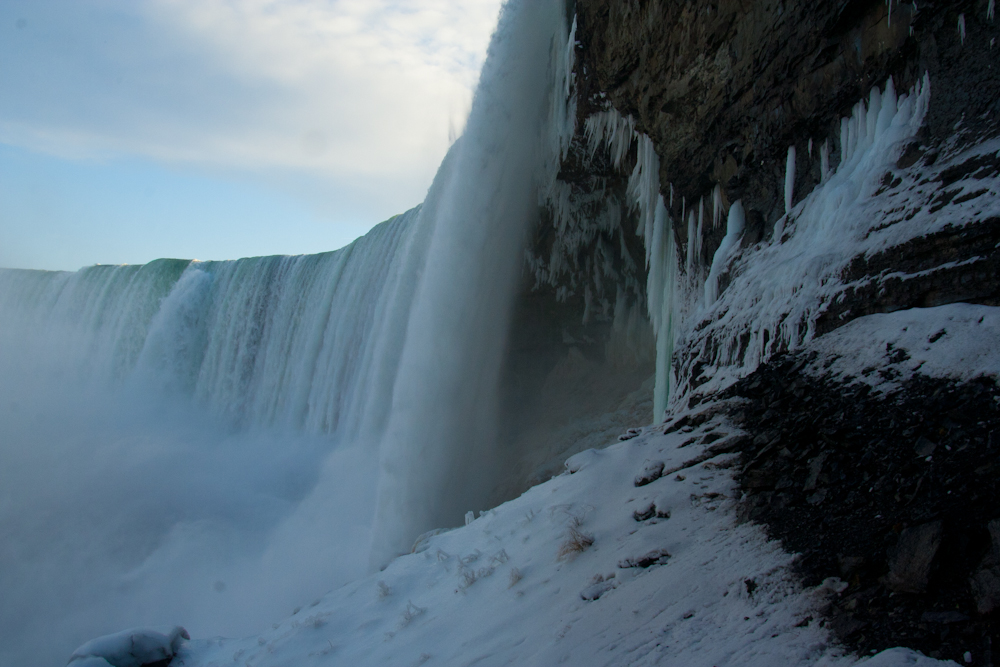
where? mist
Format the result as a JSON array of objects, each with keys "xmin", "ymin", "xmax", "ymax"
[{"xmin": 0, "ymin": 323, "xmax": 379, "ymax": 667}]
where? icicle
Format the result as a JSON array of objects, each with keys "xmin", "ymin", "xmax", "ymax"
[
  {"xmin": 959, "ymin": 13, "xmax": 966, "ymax": 44},
  {"xmin": 696, "ymin": 198, "xmax": 705, "ymax": 268},
  {"xmin": 840, "ymin": 117, "xmax": 850, "ymax": 165},
  {"xmin": 647, "ymin": 194, "xmax": 676, "ymax": 424},
  {"xmin": 887, "ymin": 0, "xmax": 892, "ymax": 28},
  {"xmin": 704, "ymin": 200, "xmax": 745, "ymax": 307},
  {"xmin": 914, "ymin": 72, "xmax": 932, "ymax": 131},
  {"xmin": 625, "ymin": 133, "xmax": 663, "ymax": 267},
  {"xmin": 584, "ymin": 110, "xmax": 636, "ymax": 168},
  {"xmin": 808, "ymin": 138, "xmax": 813, "ymax": 158},
  {"xmin": 554, "ymin": 14, "xmax": 578, "ymax": 158},
  {"xmin": 581, "ymin": 102, "xmax": 679, "ymax": 419},
  {"xmin": 876, "ymin": 78, "xmax": 898, "ymax": 136},
  {"xmin": 990, "ymin": 0, "xmax": 996, "ymax": 21},
  {"xmin": 784, "ymin": 146, "xmax": 796, "ymax": 215},
  {"xmin": 684, "ymin": 209, "xmax": 697, "ymax": 274},
  {"xmin": 820, "ymin": 140, "xmax": 831, "ymax": 183},
  {"xmin": 564, "ymin": 16, "xmax": 577, "ymax": 99},
  {"xmin": 866, "ymin": 86, "xmax": 883, "ymax": 153},
  {"xmin": 855, "ymin": 101, "xmax": 866, "ymax": 154},
  {"xmin": 674, "ymin": 74, "xmax": 933, "ymax": 407},
  {"xmin": 712, "ymin": 184, "xmax": 723, "ymax": 229},
  {"xmin": 843, "ymin": 100, "xmax": 865, "ymax": 165}
]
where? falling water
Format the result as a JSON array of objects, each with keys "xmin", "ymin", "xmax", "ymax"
[{"xmin": 0, "ymin": 1, "xmax": 574, "ymax": 665}]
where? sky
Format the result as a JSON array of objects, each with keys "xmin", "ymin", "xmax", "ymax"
[{"xmin": 0, "ymin": 0, "xmax": 504, "ymax": 270}]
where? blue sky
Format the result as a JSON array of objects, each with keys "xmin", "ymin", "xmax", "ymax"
[{"xmin": 0, "ymin": 0, "xmax": 502, "ymax": 270}]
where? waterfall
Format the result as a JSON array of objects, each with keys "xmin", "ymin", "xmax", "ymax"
[
  {"xmin": 0, "ymin": 210, "xmax": 415, "ymax": 438},
  {"xmin": 0, "ymin": 2, "xmax": 575, "ymax": 665},
  {"xmin": 370, "ymin": 0, "xmax": 572, "ymax": 563},
  {"xmin": 0, "ymin": 211, "xmax": 419, "ymax": 667}
]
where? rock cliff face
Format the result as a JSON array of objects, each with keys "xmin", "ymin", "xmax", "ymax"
[
  {"xmin": 516, "ymin": 0, "xmax": 1000, "ymax": 392},
  {"xmin": 510, "ymin": 0, "xmax": 1000, "ymax": 460},
  {"xmin": 512, "ymin": 1, "xmax": 1000, "ymax": 420},
  {"xmin": 506, "ymin": 1, "xmax": 1000, "ymax": 664},
  {"xmin": 575, "ymin": 0, "xmax": 1000, "ymax": 267}
]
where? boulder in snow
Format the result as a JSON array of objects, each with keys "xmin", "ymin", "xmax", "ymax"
[
  {"xmin": 882, "ymin": 521, "xmax": 943, "ymax": 594},
  {"xmin": 68, "ymin": 626, "xmax": 189, "ymax": 667},
  {"xmin": 633, "ymin": 460, "xmax": 664, "ymax": 486}
]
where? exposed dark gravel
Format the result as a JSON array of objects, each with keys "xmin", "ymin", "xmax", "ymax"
[{"xmin": 722, "ymin": 353, "xmax": 1000, "ymax": 665}]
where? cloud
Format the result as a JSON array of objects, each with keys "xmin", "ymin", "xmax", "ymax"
[{"xmin": 0, "ymin": 0, "xmax": 502, "ymax": 185}]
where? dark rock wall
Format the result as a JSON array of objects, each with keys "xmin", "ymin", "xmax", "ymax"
[
  {"xmin": 725, "ymin": 353, "xmax": 1000, "ymax": 665},
  {"xmin": 574, "ymin": 0, "xmax": 1000, "ymax": 279}
]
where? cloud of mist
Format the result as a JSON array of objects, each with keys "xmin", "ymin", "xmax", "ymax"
[{"xmin": 0, "ymin": 316, "xmax": 380, "ymax": 667}]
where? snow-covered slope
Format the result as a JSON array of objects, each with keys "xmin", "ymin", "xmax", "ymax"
[{"xmin": 168, "ymin": 411, "xmax": 955, "ymax": 667}]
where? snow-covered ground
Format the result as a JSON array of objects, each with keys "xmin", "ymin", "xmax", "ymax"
[{"xmin": 141, "ymin": 405, "xmax": 957, "ymax": 667}]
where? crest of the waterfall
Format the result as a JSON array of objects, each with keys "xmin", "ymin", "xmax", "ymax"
[{"xmin": 369, "ymin": 0, "xmax": 572, "ymax": 563}]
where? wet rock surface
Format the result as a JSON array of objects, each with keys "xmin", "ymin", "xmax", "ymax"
[{"xmin": 723, "ymin": 353, "xmax": 1000, "ymax": 665}]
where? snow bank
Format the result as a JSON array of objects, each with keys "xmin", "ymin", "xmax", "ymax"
[
  {"xmin": 862, "ymin": 648, "xmax": 959, "ymax": 666},
  {"xmin": 69, "ymin": 626, "xmax": 189, "ymax": 667}
]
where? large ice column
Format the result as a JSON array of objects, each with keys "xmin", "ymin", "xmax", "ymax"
[
  {"xmin": 784, "ymin": 146, "xmax": 796, "ymax": 214},
  {"xmin": 704, "ymin": 201, "xmax": 746, "ymax": 308},
  {"xmin": 647, "ymin": 195, "xmax": 677, "ymax": 424},
  {"xmin": 369, "ymin": 0, "xmax": 571, "ymax": 563},
  {"xmin": 624, "ymin": 135, "xmax": 679, "ymax": 423}
]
